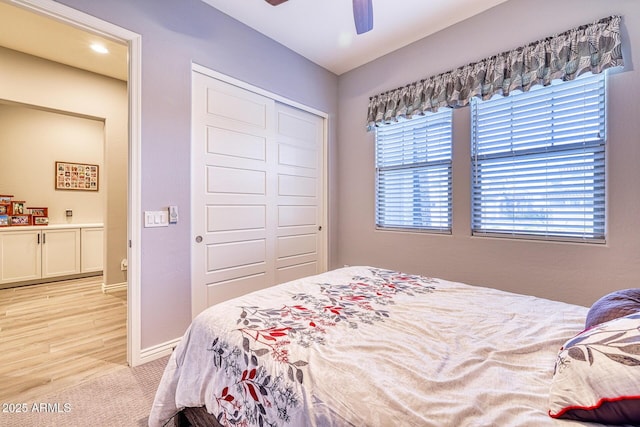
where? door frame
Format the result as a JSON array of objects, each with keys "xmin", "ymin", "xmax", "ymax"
[
  {"xmin": 191, "ymin": 63, "xmax": 329, "ymax": 316},
  {"xmin": 11, "ymin": 0, "xmax": 144, "ymax": 366}
]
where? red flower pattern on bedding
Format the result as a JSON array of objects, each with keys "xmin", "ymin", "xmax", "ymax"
[{"xmin": 207, "ymin": 268, "xmax": 436, "ymax": 427}]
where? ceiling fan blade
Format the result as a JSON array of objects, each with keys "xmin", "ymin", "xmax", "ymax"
[
  {"xmin": 352, "ymin": 0, "xmax": 373, "ymax": 34},
  {"xmin": 265, "ymin": 0, "xmax": 288, "ymax": 5}
]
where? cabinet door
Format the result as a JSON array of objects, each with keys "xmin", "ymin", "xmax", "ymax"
[
  {"xmin": 0, "ymin": 230, "xmax": 41, "ymax": 284},
  {"xmin": 81, "ymin": 227, "xmax": 104, "ymax": 273},
  {"xmin": 41, "ymin": 228, "xmax": 81, "ymax": 278}
]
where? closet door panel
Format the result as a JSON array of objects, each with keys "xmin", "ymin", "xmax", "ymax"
[{"xmin": 192, "ymin": 71, "xmax": 326, "ymax": 318}]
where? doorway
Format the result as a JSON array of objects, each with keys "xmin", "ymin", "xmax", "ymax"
[{"xmin": 0, "ymin": 0, "xmax": 143, "ymax": 369}]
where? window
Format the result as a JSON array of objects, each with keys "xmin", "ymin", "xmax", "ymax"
[
  {"xmin": 375, "ymin": 110, "xmax": 453, "ymax": 232},
  {"xmin": 471, "ymin": 74, "xmax": 606, "ymax": 242}
]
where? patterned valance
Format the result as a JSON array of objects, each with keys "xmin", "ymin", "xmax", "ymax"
[{"xmin": 366, "ymin": 15, "xmax": 624, "ymax": 130}]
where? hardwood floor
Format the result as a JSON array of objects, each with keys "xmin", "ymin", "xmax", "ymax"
[{"xmin": 0, "ymin": 276, "xmax": 127, "ymax": 402}]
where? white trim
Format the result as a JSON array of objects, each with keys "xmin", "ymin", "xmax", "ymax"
[
  {"xmin": 127, "ymin": 27, "xmax": 143, "ymax": 368},
  {"xmin": 102, "ymin": 281, "xmax": 127, "ymax": 293},
  {"xmin": 10, "ymin": 0, "xmax": 143, "ymax": 367},
  {"xmin": 139, "ymin": 337, "xmax": 181, "ymax": 364},
  {"xmin": 191, "ymin": 62, "xmax": 329, "ymax": 275}
]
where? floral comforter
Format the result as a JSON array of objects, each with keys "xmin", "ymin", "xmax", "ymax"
[{"xmin": 148, "ymin": 266, "xmax": 599, "ymax": 427}]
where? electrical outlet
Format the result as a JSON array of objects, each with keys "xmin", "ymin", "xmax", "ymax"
[{"xmin": 120, "ymin": 259, "xmax": 128, "ymax": 271}]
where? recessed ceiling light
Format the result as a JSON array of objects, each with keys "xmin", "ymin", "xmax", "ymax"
[{"xmin": 90, "ymin": 43, "xmax": 109, "ymax": 54}]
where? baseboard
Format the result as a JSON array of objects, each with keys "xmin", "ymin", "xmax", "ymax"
[
  {"xmin": 139, "ymin": 337, "xmax": 181, "ymax": 364},
  {"xmin": 0, "ymin": 272, "xmax": 102, "ymax": 290},
  {"xmin": 102, "ymin": 281, "xmax": 127, "ymax": 293}
]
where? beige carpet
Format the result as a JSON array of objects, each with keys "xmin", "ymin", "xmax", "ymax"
[{"xmin": 0, "ymin": 355, "xmax": 170, "ymax": 427}]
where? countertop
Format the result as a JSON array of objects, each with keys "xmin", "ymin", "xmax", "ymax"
[{"xmin": 0, "ymin": 223, "xmax": 104, "ymax": 232}]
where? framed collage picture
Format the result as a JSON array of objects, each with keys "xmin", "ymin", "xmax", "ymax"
[{"xmin": 55, "ymin": 161, "xmax": 99, "ymax": 191}]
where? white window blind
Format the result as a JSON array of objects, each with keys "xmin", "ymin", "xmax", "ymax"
[
  {"xmin": 375, "ymin": 110, "xmax": 453, "ymax": 232},
  {"xmin": 471, "ymin": 74, "xmax": 606, "ymax": 242}
]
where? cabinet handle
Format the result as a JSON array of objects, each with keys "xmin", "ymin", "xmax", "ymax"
[
  {"xmin": 37, "ymin": 233, "xmax": 40, "ymax": 245},
  {"xmin": 43, "ymin": 233, "xmax": 46, "ymax": 244}
]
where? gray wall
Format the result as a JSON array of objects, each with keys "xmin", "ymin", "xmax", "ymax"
[
  {"xmin": 337, "ymin": 0, "xmax": 640, "ymax": 307},
  {"xmin": 57, "ymin": 0, "xmax": 339, "ymax": 349}
]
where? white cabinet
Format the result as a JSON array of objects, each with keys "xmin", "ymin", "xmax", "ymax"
[
  {"xmin": 0, "ymin": 229, "xmax": 42, "ymax": 283},
  {"xmin": 41, "ymin": 228, "xmax": 81, "ymax": 278},
  {"xmin": 0, "ymin": 225, "xmax": 103, "ymax": 285},
  {"xmin": 81, "ymin": 227, "xmax": 104, "ymax": 273}
]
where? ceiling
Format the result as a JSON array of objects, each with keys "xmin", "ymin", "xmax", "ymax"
[
  {"xmin": 0, "ymin": 0, "xmax": 509, "ymax": 81},
  {"xmin": 202, "ymin": 0, "xmax": 510, "ymax": 75},
  {"xmin": 0, "ymin": 1, "xmax": 128, "ymax": 81}
]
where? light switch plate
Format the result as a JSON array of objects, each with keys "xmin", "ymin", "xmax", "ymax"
[{"xmin": 144, "ymin": 210, "xmax": 169, "ymax": 228}]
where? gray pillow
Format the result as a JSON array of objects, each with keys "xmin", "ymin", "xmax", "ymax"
[{"xmin": 585, "ymin": 288, "xmax": 640, "ymax": 329}]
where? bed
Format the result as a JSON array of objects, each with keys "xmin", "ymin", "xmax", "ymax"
[{"xmin": 148, "ymin": 266, "xmax": 640, "ymax": 427}]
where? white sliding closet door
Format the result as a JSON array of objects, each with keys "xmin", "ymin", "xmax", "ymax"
[
  {"xmin": 274, "ymin": 102, "xmax": 324, "ymax": 284},
  {"xmin": 191, "ymin": 71, "xmax": 325, "ymax": 318}
]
